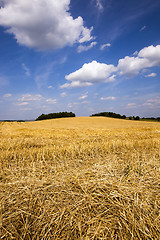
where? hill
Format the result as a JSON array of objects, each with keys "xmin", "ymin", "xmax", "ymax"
[
  {"xmin": 32, "ymin": 116, "xmax": 159, "ymax": 129},
  {"xmin": 0, "ymin": 117, "xmax": 160, "ymax": 239}
]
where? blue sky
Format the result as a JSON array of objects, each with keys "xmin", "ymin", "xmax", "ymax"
[{"xmin": 0, "ymin": 0, "xmax": 160, "ymax": 120}]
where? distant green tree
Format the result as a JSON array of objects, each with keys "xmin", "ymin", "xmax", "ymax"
[
  {"xmin": 36, "ymin": 112, "xmax": 76, "ymax": 121},
  {"xmin": 91, "ymin": 112, "xmax": 126, "ymax": 120},
  {"xmin": 135, "ymin": 116, "xmax": 140, "ymax": 120}
]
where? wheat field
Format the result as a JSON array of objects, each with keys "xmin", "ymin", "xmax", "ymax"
[{"xmin": 0, "ymin": 117, "xmax": 160, "ymax": 239}]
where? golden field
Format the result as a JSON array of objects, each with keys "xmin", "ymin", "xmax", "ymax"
[{"xmin": 0, "ymin": 117, "xmax": 160, "ymax": 239}]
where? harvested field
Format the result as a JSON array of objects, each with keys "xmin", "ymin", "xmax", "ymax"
[{"xmin": 0, "ymin": 117, "xmax": 160, "ymax": 239}]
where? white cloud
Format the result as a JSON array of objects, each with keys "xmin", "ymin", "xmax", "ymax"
[
  {"xmin": 118, "ymin": 45, "xmax": 160, "ymax": 76},
  {"xmin": 126, "ymin": 103, "xmax": 136, "ymax": 108},
  {"xmin": 60, "ymin": 92, "xmax": 67, "ymax": 97},
  {"xmin": 139, "ymin": 25, "xmax": 146, "ymax": 32},
  {"xmin": 18, "ymin": 94, "xmax": 43, "ymax": 102},
  {"xmin": 138, "ymin": 45, "xmax": 160, "ymax": 66},
  {"xmin": 0, "ymin": 0, "xmax": 93, "ymax": 50},
  {"xmin": 60, "ymin": 56, "xmax": 67, "ymax": 64},
  {"xmin": 17, "ymin": 102, "xmax": 29, "ymax": 106},
  {"xmin": 142, "ymin": 102, "xmax": 153, "ymax": 107},
  {"xmin": 142, "ymin": 97, "xmax": 160, "ymax": 108},
  {"xmin": 67, "ymin": 103, "xmax": 72, "ymax": 108},
  {"xmin": 79, "ymin": 93, "xmax": 88, "ymax": 100},
  {"xmin": 147, "ymin": 97, "xmax": 160, "ymax": 104},
  {"xmin": 81, "ymin": 101, "xmax": 89, "ymax": 104},
  {"xmin": 61, "ymin": 60, "xmax": 117, "ymax": 88},
  {"xmin": 118, "ymin": 56, "xmax": 149, "ymax": 76},
  {"xmin": 100, "ymin": 43, "xmax": 111, "ymax": 51},
  {"xmin": 79, "ymin": 26, "xmax": 93, "ymax": 43},
  {"xmin": 96, "ymin": 0, "xmax": 103, "ymax": 11},
  {"xmin": 77, "ymin": 41, "xmax": 97, "ymax": 53},
  {"xmin": 107, "ymin": 74, "xmax": 116, "ymax": 82},
  {"xmin": 61, "ymin": 44, "xmax": 160, "ymax": 88},
  {"xmin": 22, "ymin": 63, "xmax": 30, "ymax": 77},
  {"xmin": 127, "ymin": 103, "xmax": 136, "ymax": 106},
  {"xmin": 145, "ymin": 73, "xmax": 157, "ymax": 77},
  {"xmin": 48, "ymin": 86, "xmax": 53, "ymax": 89},
  {"xmin": 100, "ymin": 96, "xmax": 116, "ymax": 100},
  {"xmin": 60, "ymin": 81, "xmax": 93, "ymax": 88},
  {"xmin": 3, "ymin": 93, "xmax": 12, "ymax": 98},
  {"xmin": 21, "ymin": 107, "xmax": 32, "ymax": 111},
  {"xmin": 133, "ymin": 51, "xmax": 138, "ymax": 56},
  {"xmin": 46, "ymin": 98, "xmax": 57, "ymax": 104}
]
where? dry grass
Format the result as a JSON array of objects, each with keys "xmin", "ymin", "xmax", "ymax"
[{"xmin": 0, "ymin": 117, "xmax": 160, "ymax": 239}]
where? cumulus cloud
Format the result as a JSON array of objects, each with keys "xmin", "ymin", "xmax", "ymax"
[
  {"xmin": 118, "ymin": 56, "xmax": 148, "ymax": 76},
  {"xmin": 78, "ymin": 93, "xmax": 88, "ymax": 100},
  {"xmin": 60, "ymin": 92, "xmax": 67, "ymax": 97},
  {"xmin": 147, "ymin": 96, "xmax": 160, "ymax": 104},
  {"xmin": 61, "ymin": 60, "xmax": 117, "ymax": 88},
  {"xmin": 81, "ymin": 101, "xmax": 89, "ymax": 104},
  {"xmin": 100, "ymin": 43, "xmax": 111, "ymax": 51},
  {"xmin": 18, "ymin": 94, "xmax": 43, "ymax": 102},
  {"xmin": 60, "ymin": 44, "xmax": 160, "ymax": 88},
  {"xmin": 138, "ymin": 45, "xmax": 160, "ymax": 65},
  {"xmin": 17, "ymin": 102, "xmax": 29, "ymax": 106},
  {"xmin": 126, "ymin": 103, "xmax": 136, "ymax": 109},
  {"xmin": 0, "ymin": 0, "xmax": 93, "ymax": 50},
  {"xmin": 61, "ymin": 81, "xmax": 93, "ymax": 88},
  {"xmin": 3, "ymin": 93, "xmax": 12, "ymax": 98},
  {"xmin": 142, "ymin": 97, "xmax": 160, "ymax": 108},
  {"xmin": 79, "ymin": 26, "xmax": 93, "ymax": 43},
  {"xmin": 100, "ymin": 96, "xmax": 116, "ymax": 100},
  {"xmin": 77, "ymin": 41, "xmax": 97, "ymax": 53},
  {"xmin": 118, "ymin": 45, "xmax": 160, "ymax": 76},
  {"xmin": 133, "ymin": 51, "xmax": 138, "ymax": 56},
  {"xmin": 46, "ymin": 98, "xmax": 57, "ymax": 104},
  {"xmin": 141, "ymin": 102, "xmax": 153, "ymax": 107},
  {"xmin": 21, "ymin": 107, "xmax": 32, "ymax": 111},
  {"xmin": 67, "ymin": 103, "xmax": 72, "ymax": 108},
  {"xmin": 107, "ymin": 74, "xmax": 116, "ymax": 82},
  {"xmin": 145, "ymin": 73, "xmax": 157, "ymax": 77}
]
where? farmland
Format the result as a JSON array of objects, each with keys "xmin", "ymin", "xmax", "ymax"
[{"xmin": 0, "ymin": 117, "xmax": 160, "ymax": 239}]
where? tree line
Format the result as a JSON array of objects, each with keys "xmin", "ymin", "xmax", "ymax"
[
  {"xmin": 90, "ymin": 112, "xmax": 140, "ymax": 120},
  {"xmin": 35, "ymin": 111, "xmax": 160, "ymax": 122},
  {"xmin": 35, "ymin": 112, "xmax": 76, "ymax": 121},
  {"xmin": 90, "ymin": 112, "xmax": 160, "ymax": 121},
  {"xmin": 2, "ymin": 112, "xmax": 159, "ymax": 122}
]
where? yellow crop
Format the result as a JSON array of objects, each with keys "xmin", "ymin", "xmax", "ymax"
[{"xmin": 0, "ymin": 117, "xmax": 160, "ymax": 239}]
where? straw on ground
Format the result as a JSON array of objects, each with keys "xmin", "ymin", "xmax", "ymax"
[{"xmin": 0, "ymin": 117, "xmax": 160, "ymax": 239}]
